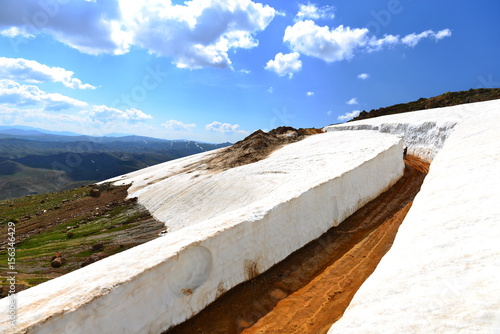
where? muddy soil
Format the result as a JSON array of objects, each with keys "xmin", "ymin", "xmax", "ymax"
[{"xmin": 166, "ymin": 156, "xmax": 429, "ymax": 334}]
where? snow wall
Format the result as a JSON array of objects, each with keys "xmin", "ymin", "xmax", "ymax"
[
  {"xmin": 324, "ymin": 99, "xmax": 500, "ymax": 162},
  {"xmin": 0, "ymin": 131, "xmax": 404, "ymax": 333},
  {"xmin": 328, "ymin": 99, "xmax": 500, "ymax": 333}
]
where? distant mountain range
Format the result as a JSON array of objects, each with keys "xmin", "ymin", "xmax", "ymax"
[
  {"xmin": 0, "ymin": 125, "xmax": 82, "ymax": 137},
  {"xmin": 0, "ymin": 127, "xmax": 231, "ymax": 200}
]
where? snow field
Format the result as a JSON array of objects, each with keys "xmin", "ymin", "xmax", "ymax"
[
  {"xmin": 324, "ymin": 99, "xmax": 500, "ymax": 161},
  {"xmin": 0, "ymin": 131, "xmax": 404, "ymax": 333},
  {"xmin": 328, "ymin": 100, "xmax": 500, "ymax": 333}
]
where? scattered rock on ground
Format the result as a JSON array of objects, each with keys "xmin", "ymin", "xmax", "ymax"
[
  {"xmin": 81, "ymin": 253, "xmax": 108, "ymax": 268},
  {"xmin": 91, "ymin": 243, "xmax": 104, "ymax": 251},
  {"xmin": 90, "ymin": 188, "xmax": 101, "ymax": 198},
  {"xmin": 51, "ymin": 252, "xmax": 62, "ymax": 261},
  {"xmin": 51, "ymin": 253, "xmax": 66, "ymax": 268}
]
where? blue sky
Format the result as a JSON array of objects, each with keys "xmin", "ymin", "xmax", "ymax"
[{"xmin": 0, "ymin": 0, "xmax": 498, "ymax": 143}]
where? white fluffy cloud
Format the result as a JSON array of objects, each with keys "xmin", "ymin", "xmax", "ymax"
[
  {"xmin": 126, "ymin": 0, "xmax": 276, "ymax": 69},
  {"xmin": 265, "ymin": 52, "xmax": 302, "ymax": 78},
  {"xmin": 346, "ymin": 97, "xmax": 358, "ymax": 105},
  {"xmin": 0, "ymin": 104, "xmax": 154, "ymax": 137},
  {"xmin": 0, "ymin": 105, "xmax": 82, "ymax": 125},
  {"xmin": 306, "ymin": 91, "xmax": 314, "ymax": 96},
  {"xmin": 283, "ymin": 20, "xmax": 452, "ymax": 63},
  {"xmin": 0, "ymin": 79, "xmax": 87, "ymax": 111},
  {"xmin": 162, "ymin": 120, "xmax": 196, "ymax": 132},
  {"xmin": 338, "ymin": 110, "xmax": 360, "ymax": 121},
  {"xmin": 0, "ymin": 57, "xmax": 95, "ymax": 89},
  {"xmin": 358, "ymin": 73, "xmax": 369, "ymax": 79},
  {"xmin": 401, "ymin": 29, "xmax": 452, "ymax": 47},
  {"xmin": 205, "ymin": 121, "xmax": 248, "ymax": 134},
  {"xmin": 82, "ymin": 105, "xmax": 152, "ymax": 123},
  {"xmin": 366, "ymin": 34, "xmax": 399, "ymax": 52},
  {"xmin": 295, "ymin": 3, "xmax": 334, "ymax": 21},
  {"xmin": 0, "ymin": 0, "xmax": 130, "ymax": 55},
  {"xmin": 0, "ymin": 0, "xmax": 276, "ymax": 69},
  {"xmin": 0, "ymin": 27, "xmax": 34, "ymax": 38},
  {"xmin": 0, "ymin": 79, "xmax": 152, "ymax": 130},
  {"xmin": 284, "ymin": 20, "xmax": 368, "ymax": 62}
]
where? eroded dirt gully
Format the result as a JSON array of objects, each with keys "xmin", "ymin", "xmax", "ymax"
[{"xmin": 166, "ymin": 156, "xmax": 429, "ymax": 334}]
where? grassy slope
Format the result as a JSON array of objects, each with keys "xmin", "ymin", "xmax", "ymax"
[
  {"xmin": 0, "ymin": 161, "xmax": 86, "ymax": 199},
  {"xmin": 351, "ymin": 88, "xmax": 500, "ymax": 122},
  {"xmin": 0, "ymin": 139, "xmax": 230, "ymax": 200},
  {"xmin": 0, "ymin": 184, "xmax": 164, "ymax": 296}
]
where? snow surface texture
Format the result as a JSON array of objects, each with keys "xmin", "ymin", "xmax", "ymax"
[
  {"xmin": 109, "ymin": 131, "xmax": 402, "ymax": 233},
  {"xmin": 0, "ymin": 131, "xmax": 404, "ymax": 333},
  {"xmin": 328, "ymin": 100, "xmax": 500, "ymax": 333},
  {"xmin": 324, "ymin": 99, "xmax": 500, "ymax": 162}
]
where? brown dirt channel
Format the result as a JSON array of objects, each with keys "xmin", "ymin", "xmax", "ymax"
[{"xmin": 166, "ymin": 155, "xmax": 429, "ymax": 334}]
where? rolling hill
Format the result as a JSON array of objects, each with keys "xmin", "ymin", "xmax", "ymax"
[{"xmin": 0, "ymin": 130, "xmax": 230, "ymax": 200}]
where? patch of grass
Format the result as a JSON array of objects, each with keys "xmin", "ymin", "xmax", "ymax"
[
  {"xmin": 24, "ymin": 277, "xmax": 51, "ymax": 286},
  {"xmin": 0, "ymin": 183, "xmax": 165, "ymax": 295},
  {"xmin": 0, "ymin": 186, "xmax": 90, "ymax": 224}
]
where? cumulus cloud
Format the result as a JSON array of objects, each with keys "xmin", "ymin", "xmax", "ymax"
[
  {"xmin": 0, "ymin": 104, "xmax": 155, "ymax": 137},
  {"xmin": 338, "ymin": 110, "xmax": 360, "ymax": 121},
  {"xmin": 366, "ymin": 34, "xmax": 399, "ymax": 52},
  {"xmin": 435, "ymin": 28, "xmax": 452, "ymax": 40},
  {"xmin": 0, "ymin": 79, "xmax": 87, "ymax": 111},
  {"xmin": 358, "ymin": 73, "xmax": 370, "ymax": 80},
  {"xmin": 0, "ymin": 78, "xmax": 152, "ymax": 129},
  {"xmin": 284, "ymin": 20, "xmax": 368, "ymax": 62},
  {"xmin": 0, "ymin": 0, "xmax": 276, "ymax": 69},
  {"xmin": 0, "ymin": 27, "xmax": 34, "ymax": 38},
  {"xmin": 162, "ymin": 119, "xmax": 196, "ymax": 132},
  {"xmin": 82, "ymin": 105, "xmax": 152, "ymax": 123},
  {"xmin": 306, "ymin": 91, "xmax": 314, "ymax": 96},
  {"xmin": 205, "ymin": 121, "xmax": 248, "ymax": 134},
  {"xmin": 283, "ymin": 20, "xmax": 451, "ymax": 63},
  {"xmin": 0, "ymin": 57, "xmax": 95, "ymax": 89},
  {"xmin": 265, "ymin": 52, "xmax": 302, "ymax": 78},
  {"xmin": 401, "ymin": 29, "xmax": 452, "ymax": 47},
  {"xmin": 295, "ymin": 3, "xmax": 335, "ymax": 21},
  {"xmin": 125, "ymin": 0, "xmax": 276, "ymax": 69},
  {"xmin": 346, "ymin": 97, "xmax": 358, "ymax": 105},
  {"xmin": 0, "ymin": 105, "xmax": 82, "ymax": 125},
  {"xmin": 0, "ymin": 0, "xmax": 130, "ymax": 55}
]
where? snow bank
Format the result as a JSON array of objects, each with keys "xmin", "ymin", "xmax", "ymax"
[
  {"xmin": 0, "ymin": 131, "xmax": 403, "ymax": 333},
  {"xmin": 324, "ymin": 99, "xmax": 500, "ymax": 161},
  {"xmin": 328, "ymin": 100, "xmax": 500, "ymax": 333},
  {"xmin": 108, "ymin": 131, "xmax": 403, "ymax": 233}
]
